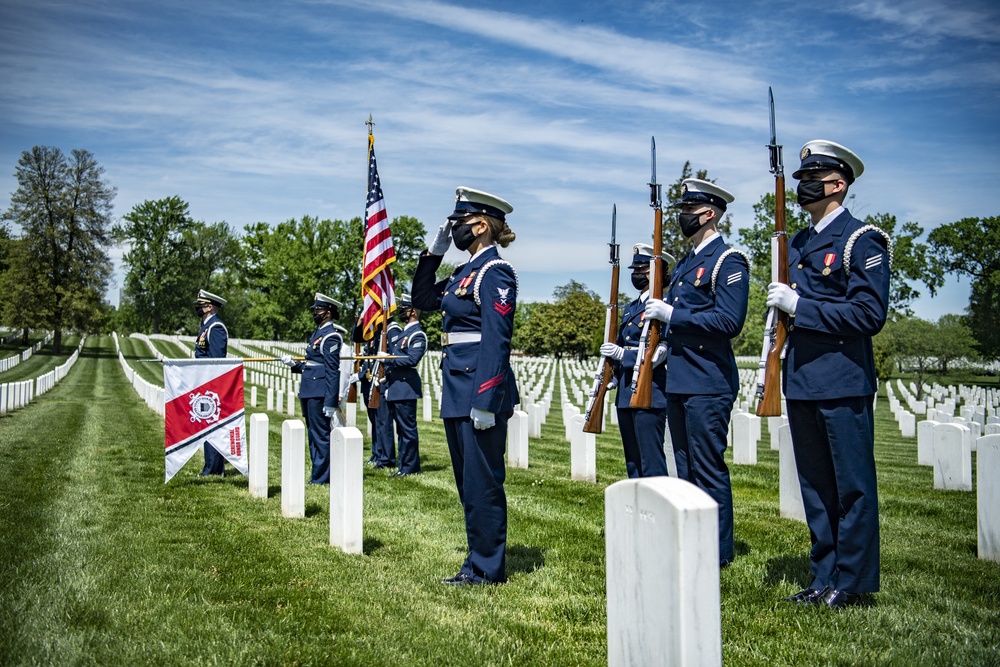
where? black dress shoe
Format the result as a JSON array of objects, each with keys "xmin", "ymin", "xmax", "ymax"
[
  {"xmin": 391, "ymin": 471, "xmax": 409, "ymax": 478},
  {"xmin": 784, "ymin": 588, "xmax": 825, "ymax": 604},
  {"xmin": 820, "ymin": 588, "xmax": 863, "ymax": 608},
  {"xmin": 441, "ymin": 572, "xmax": 484, "ymax": 586}
]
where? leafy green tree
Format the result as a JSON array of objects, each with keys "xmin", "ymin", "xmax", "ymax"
[
  {"xmin": 888, "ymin": 316, "xmax": 937, "ymax": 398},
  {"xmin": 1, "ymin": 146, "xmax": 115, "ymax": 351},
  {"xmin": 512, "ymin": 281, "xmax": 603, "ymax": 359},
  {"xmin": 935, "ymin": 314, "xmax": 977, "ymax": 373},
  {"xmin": 928, "ymin": 216, "xmax": 1000, "ymax": 361},
  {"xmin": 113, "ymin": 196, "xmax": 197, "ymax": 334}
]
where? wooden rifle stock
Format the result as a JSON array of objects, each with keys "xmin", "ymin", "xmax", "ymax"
[
  {"xmin": 368, "ymin": 318, "xmax": 387, "ymax": 409},
  {"xmin": 756, "ymin": 92, "xmax": 788, "ymax": 417},
  {"xmin": 630, "ymin": 207, "xmax": 663, "ymax": 409},
  {"xmin": 583, "ymin": 226, "xmax": 620, "ymax": 434}
]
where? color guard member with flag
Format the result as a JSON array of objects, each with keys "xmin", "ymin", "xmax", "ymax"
[
  {"xmin": 768, "ymin": 141, "xmax": 891, "ymax": 608},
  {"xmin": 412, "ymin": 186, "xmax": 519, "ymax": 586},
  {"xmin": 282, "ymin": 293, "xmax": 345, "ymax": 484}
]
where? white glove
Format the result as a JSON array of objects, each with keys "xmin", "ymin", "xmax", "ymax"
[
  {"xmin": 348, "ymin": 373, "xmax": 359, "ymax": 384},
  {"xmin": 652, "ymin": 343, "xmax": 668, "ymax": 368},
  {"xmin": 280, "ymin": 354, "xmax": 295, "ymax": 367},
  {"xmin": 766, "ymin": 282, "xmax": 800, "ymax": 315},
  {"xmin": 644, "ymin": 298, "xmax": 673, "ymax": 323},
  {"xmin": 376, "ymin": 350, "xmax": 391, "ymax": 357},
  {"xmin": 600, "ymin": 343, "xmax": 624, "ymax": 361},
  {"xmin": 608, "ymin": 377, "xmax": 619, "ymax": 390},
  {"xmin": 470, "ymin": 407, "xmax": 496, "ymax": 430},
  {"xmin": 326, "ymin": 407, "xmax": 346, "ymax": 428},
  {"xmin": 429, "ymin": 220, "xmax": 453, "ymax": 255}
]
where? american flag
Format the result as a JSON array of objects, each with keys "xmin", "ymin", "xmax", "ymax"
[{"xmin": 361, "ymin": 133, "xmax": 396, "ymax": 339}]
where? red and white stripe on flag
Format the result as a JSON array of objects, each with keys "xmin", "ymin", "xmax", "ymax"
[
  {"xmin": 163, "ymin": 359, "xmax": 248, "ymax": 483},
  {"xmin": 361, "ymin": 135, "xmax": 396, "ymax": 339}
]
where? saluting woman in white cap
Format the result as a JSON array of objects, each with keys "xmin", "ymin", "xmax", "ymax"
[{"xmin": 411, "ymin": 186, "xmax": 519, "ymax": 586}]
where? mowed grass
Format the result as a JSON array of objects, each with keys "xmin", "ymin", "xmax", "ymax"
[
  {"xmin": 0, "ymin": 334, "xmax": 81, "ymax": 383},
  {"xmin": 0, "ymin": 335, "xmax": 997, "ymax": 666}
]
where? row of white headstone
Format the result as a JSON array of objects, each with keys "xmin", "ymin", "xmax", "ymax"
[
  {"xmin": 0, "ymin": 331, "xmax": 52, "ymax": 373},
  {"xmin": 0, "ymin": 336, "xmax": 85, "ymax": 416}
]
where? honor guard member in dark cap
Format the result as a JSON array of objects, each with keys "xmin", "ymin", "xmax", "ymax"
[
  {"xmin": 600, "ymin": 243, "xmax": 674, "ymax": 478},
  {"xmin": 351, "ymin": 321, "xmax": 396, "ymax": 469},
  {"xmin": 644, "ymin": 178, "xmax": 749, "ymax": 567},
  {"xmin": 383, "ymin": 293, "xmax": 428, "ymax": 477},
  {"xmin": 412, "ymin": 186, "xmax": 519, "ymax": 586},
  {"xmin": 194, "ymin": 289, "xmax": 229, "ymax": 476},
  {"xmin": 282, "ymin": 293, "xmax": 345, "ymax": 484},
  {"xmin": 768, "ymin": 141, "xmax": 890, "ymax": 608}
]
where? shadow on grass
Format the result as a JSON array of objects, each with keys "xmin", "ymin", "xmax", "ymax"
[
  {"xmin": 305, "ymin": 502, "xmax": 323, "ymax": 518},
  {"xmin": 363, "ymin": 536, "xmax": 385, "ymax": 555},
  {"xmin": 418, "ymin": 462, "xmax": 449, "ymax": 473},
  {"xmin": 764, "ymin": 553, "xmax": 812, "ymax": 588},
  {"xmin": 508, "ymin": 544, "xmax": 545, "ymax": 575}
]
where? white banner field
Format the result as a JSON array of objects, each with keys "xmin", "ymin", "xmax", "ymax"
[{"xmin": 163, "ymin": 359, "xmax": 249, "ymax": 483}]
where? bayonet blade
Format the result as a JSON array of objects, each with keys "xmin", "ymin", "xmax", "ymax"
[
  {"xmin": 768, "ymin": 86, "xmax": 776, "ymax": 146},
  {"xmin": 610, "ymin": 204, "xmax": 618, "ymax": 264},
  {"xmin": 650, "ymin": 136, "xmax": 657, "ymax": 185}
]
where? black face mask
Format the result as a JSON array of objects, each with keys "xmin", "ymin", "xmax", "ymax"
[
  {"xmin": 312, "ymin": 310, "xmax": 328, "ymax": 326},
  {"xmin": 451, "ymin": 221, "xmax": 480, "ymax": 251},
  {"xmin": 631, "ymin": 271, "xmax": 649, "ymax": 292},
  {"xmin": 796, "ymin": 180, "xmax": 831, "ymax": 207},
  {"xmin": 195, "ymin": 305, "xmax": 208, "ymax": 318},
  {"xmin": 678, "ymin": 212, "xmax": 704, "ymax": 239}
]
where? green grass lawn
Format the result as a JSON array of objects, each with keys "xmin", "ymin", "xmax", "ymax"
[{"xmin": 1, "ymin": 335, "xmax": 998, "ymax": 666}]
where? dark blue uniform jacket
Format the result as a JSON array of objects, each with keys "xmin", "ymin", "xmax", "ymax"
[
  {"xmin": 292, "ymin": 321, "xmax": 343, "ymax": 409},
  {"xmin": 384, "ymin": 322, "xmax": 427, "ymax": 402}
]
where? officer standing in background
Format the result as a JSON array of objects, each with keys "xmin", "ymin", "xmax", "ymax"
[
  {"xmin": 767, "ymin": 141, "xmax": 890, "ymax": 608},
  {"xmin": 600, "ymin": 243, "xmax": 674, "ymax": 478},
  {"xmin": 353, "ymin": 321, "xmax": 396, "ymax": 469},
  {"xmin": 412, "ymin": 186, "xmax": 519, "ymax": 586},
  {"xmin": 194, "ymin": 289, "xmax": 229, "ymax": 477},
  {"xmin": 644, "ymin": 178, "xmax": 749, "ymax": 568},
  {"xmin": 282, "ymin": 293, "xmax": 345, "ymax": 485},
  {"xmin": 383, "ymin": 294, "xmax": 428, "ymax": 477}
]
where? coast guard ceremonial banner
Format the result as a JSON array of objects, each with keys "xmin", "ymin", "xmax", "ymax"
[{"xmin": 163, "ymin": 359, "xmax": 249, "ymax": 482}]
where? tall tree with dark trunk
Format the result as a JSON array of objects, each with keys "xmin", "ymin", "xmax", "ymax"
[{"xmin": 2, "ymin": 146, "xmax": 115, "ymax": 352}]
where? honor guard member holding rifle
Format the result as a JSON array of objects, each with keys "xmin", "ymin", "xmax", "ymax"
[
  {"xmin": 194, "ymin": 289, "xmax": 230, "ymax": 476},
  {"xmin": 383, "ymin": 293, "xmax": 428, "ymax": 477},
  {"xmin": 600, "ymin": 243, "xmax": 674, "ymax": 478},
  {"xmin": 412, "ymin": 186, "xmax": 519, "ymax": 586},
  {"xmin": 281, "ymin": 293, "xmax": 345, "ymax": 484},
  {"xmin": 351, "ymin": 321, "xmax": 396, "ymax": 469},
  {"xmin": 767, "ymin": 141, "xmax": 890, "ymax": 608},
  {"xmin": 644, "ymin": 179, "xmax": 749, "ymax": 567}
]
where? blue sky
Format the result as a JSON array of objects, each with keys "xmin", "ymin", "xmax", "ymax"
[{"xmin": 2, "ymin": 0, "xmax": 998, "ymax": 319}]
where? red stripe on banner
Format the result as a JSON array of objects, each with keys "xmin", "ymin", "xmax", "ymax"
[
  {"xmin": 494, "ymin": 302, "xmax": 513, "ymax": 317},
  {"xmin": 478, "ymin": 374, "xmax": 504, "ymax": 394},
  {"xmin": 165, "ymin": 365, "xmax": 245, "ymax": 449}
]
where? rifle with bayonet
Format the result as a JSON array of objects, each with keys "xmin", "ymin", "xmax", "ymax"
[
  {"xmin": 367, "ymin": 302, "xmax": 389, "ymax": 409},
  {"xmin": 629, "ymin": 137, "xmax": 663, "ymax": 409},
  {"xmin": 754, "ymin": 87, "xmax": 788, "ymax": 417},
  {"xmin": 583, "ymin": 204, "xmax": 620, "ymax": 434}
]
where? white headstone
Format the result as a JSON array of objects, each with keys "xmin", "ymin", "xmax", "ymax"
[
  {"xmin": 250, "ymin": 385, "xmax": 258, "ymax": 408},
  {"xmin": 266, "ymin": 387, "xmax": 274, "ymax": 411},
  {"xmin": 249, "ymin": 413, "xmax": 269, "ymax": 498},
  {"xmin": 281, "ymin": 419, "xmax": 306, "ymax": 517},
  {"xmin": 899, "ymin": 411, "xmax": 916, "ymax": 438},
  {"xmin": 330, "ymin": 426, "xmax": 364, "ymax": 554},
  {"xmin": 917, "ymin": 420, "xmax": 939, "ymax": 466},
  {"xmin": 507, "ymin": 410, "xmax": 529, "ymax": 469},
  {"xmin": 778, "ymin": 425, "xmax": 806, "ymax": 523},
  {"xmin": 606, "ymin": 478, "xmax": 721, "ymax": 667},
  {"xmin": 986, "ymin": 423, "xmax": 1000, "ymax": 436},
  {"xmin": 287, "ymin": 391, "xmax": 295, "ymax": 416},
  {"xmin": 570, "ymin": 414, "xmax": 596, "ymax": 483},
  {"xmin": 422, "ymin": 392, "xmax": 432, "ymax": 422},
  {"xmin": 933, "ymin": 423, "xmax": 972, "ymax": 492},
  {"xmin": 732, "ymin": 413, "xmax": 758, "ymax": 465},
  {"xmin": 346, "ymin": 400, "xmax": 357, "ymax": 428},
  {"xmin": 769, "ymin": 416, "xmax": 787, "ymax": 451},
  {"xmin": 978, "ymin": 434, "xmax": 1000, "ymax": 562}
]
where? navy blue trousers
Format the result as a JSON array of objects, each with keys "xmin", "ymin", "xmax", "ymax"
[
  {"xmin": 786, "ymin": 396, "xmax": 880, "ymax": 593},
  {"xmin": 301, "ymin": 397, "xmax": 331, "ymax": 484},
  {"xmin": 389, "ymin": 400, "xmax": 420, "ymax": 474},
  {"xmin": 666, "ymin": 393, "xmax": 735, "ymax": 565},
  {"xmin": 367, "ymin": 401, "xmax": 396, "ymax": 467},
  {"xmin": 201, "ymin": 443, "xmax": 225, "ymax": 475},
  {"xmin": 616, "ymin": 407, "xmax": 668, "ymax": 478},
  {"xmin": 444, "ymin": 414, "xmax": 508, "ymax": 583}
]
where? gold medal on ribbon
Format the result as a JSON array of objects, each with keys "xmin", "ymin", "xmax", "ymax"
[
  {"xmin": 694, "ymin": 267, "xmax": 705, "ymax": 287},
  {"xmin": 823, "ymin": 252, "xmax": 836, "ymax": 276}
]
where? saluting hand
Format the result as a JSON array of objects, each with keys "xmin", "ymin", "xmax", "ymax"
[
  {"xmin": 429, "ymin": 220, "xmax": 453, "ymax": 255},
  {"xmin": 644, "ymin": 298, "xmax": 673, "ymax": 323},
  {"xmin": 766, "ymin": 282, "xmax": 800, "ymax": 315}
]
